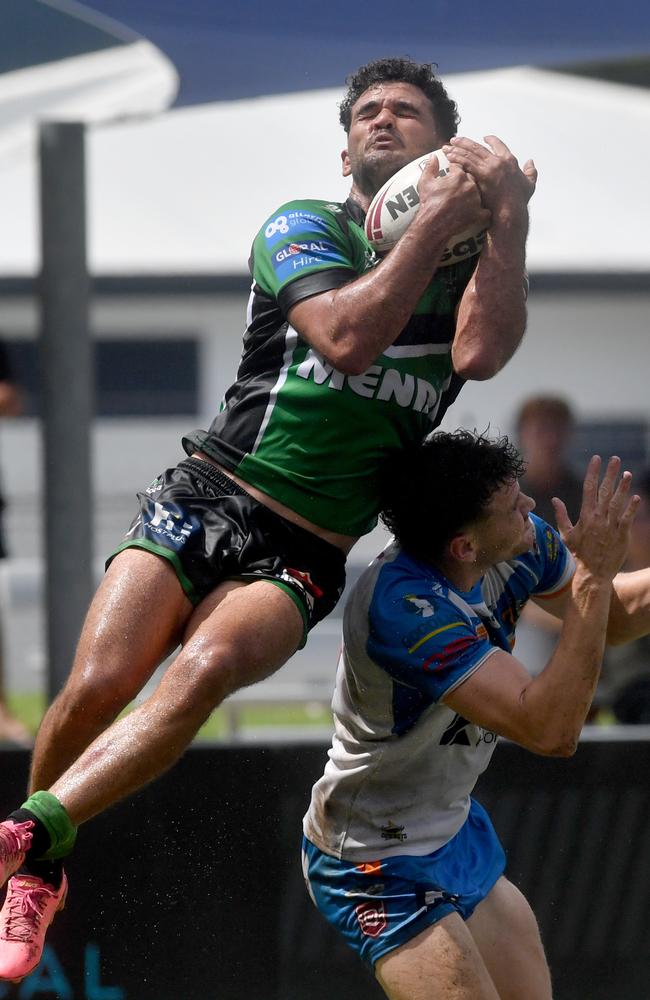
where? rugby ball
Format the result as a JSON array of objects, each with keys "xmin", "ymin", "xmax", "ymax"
[{"xmin": 364, "ymin": 148, "xmax": 487, "ymax": 266}]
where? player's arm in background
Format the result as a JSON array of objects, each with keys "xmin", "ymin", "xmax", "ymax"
[
  {"xmin": 445, "ymin": 136, "xmax": 537, "ymax": 380},
  {"xmin": 287, "ymin": 161, "xmax": 491, "ymax": 374},
  {"xmin": 541, "ymin": 565, "xmax": 650, "ymax": 647},
  {"xmin": 444, "ymin": 457, "xmax": 638, "ymax": 757}
]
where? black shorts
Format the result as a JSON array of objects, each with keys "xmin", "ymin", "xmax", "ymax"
[{"xmin": 107, "ymin": 458, "xmax": 347, "ymax": 647}]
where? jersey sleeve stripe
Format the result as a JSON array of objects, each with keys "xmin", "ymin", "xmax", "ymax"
[{"xmin": 408, "ymin": 621, "xmax": 467, "ymax": 654}]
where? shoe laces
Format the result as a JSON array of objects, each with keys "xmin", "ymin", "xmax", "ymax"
[
  {"xmin": 3, "ymin": 878, "xmax": 57, "ymax": 942},
  {"xmin": 0, "ymin": 822, "xmax": 33, "ymax": 863}
]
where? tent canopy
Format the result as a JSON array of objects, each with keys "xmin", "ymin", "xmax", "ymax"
[
  {"xmin": 1, "ymin": 66, "xmax": 649, "ymax": 276},
  {"xmin": 69, "ymin": 0, "xmax": 650, "ymax": 105}
]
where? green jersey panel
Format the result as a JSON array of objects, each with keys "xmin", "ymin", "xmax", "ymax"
[{"xmin": 183, "ymin": 198, "xmax": 476, "ymax": 537}]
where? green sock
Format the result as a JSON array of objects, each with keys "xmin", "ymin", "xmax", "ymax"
[{"xmin": 20, "ymin": 791, "xmax": 77, "ymax": 860}]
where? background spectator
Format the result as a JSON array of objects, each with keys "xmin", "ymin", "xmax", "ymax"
[
  {"xmin": 516, "ymin": 394, "xmax": 583, "ymax": 524},
  {"xmin": 0, "ymin": 339, "xmax": 30, "ymax": 745}
]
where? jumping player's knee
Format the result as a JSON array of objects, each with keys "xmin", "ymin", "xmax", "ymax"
[{"xmin": 54, "ymin": 668, "xmax": 139, "ymax": 731}]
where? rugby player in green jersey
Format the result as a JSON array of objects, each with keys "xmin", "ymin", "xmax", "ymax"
[{"xmin": 0, "ymin": 57, "xmax": 536, "ymax": 981}]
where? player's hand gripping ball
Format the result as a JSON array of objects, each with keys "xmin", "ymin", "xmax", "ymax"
[{"xmin": 364, "ymin": 148, "xmax": 488, "ymax": 265}]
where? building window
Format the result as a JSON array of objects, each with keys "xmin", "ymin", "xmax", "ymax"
[{"xmin": 6, "ymin": 338, "xmax": 199, "ymax": 417}]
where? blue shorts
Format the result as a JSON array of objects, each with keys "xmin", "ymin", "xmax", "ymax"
[{"xmin": 302, "ymin": 798, "xmax": 505, "ymax": 969}]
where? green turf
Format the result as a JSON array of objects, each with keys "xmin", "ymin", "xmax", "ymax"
[{"xmin": 5, "ymin": 691, "xmax": 333, "ymax": 742}]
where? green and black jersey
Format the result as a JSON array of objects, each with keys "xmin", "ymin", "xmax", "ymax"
[{"xmin": 183, "ymin": 198, "xmax": 476, "ymax": 537}]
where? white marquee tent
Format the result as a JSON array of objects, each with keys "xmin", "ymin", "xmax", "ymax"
[{"xmin": 1, "ymin": 65, "xmax": 649, "ymax": 277}]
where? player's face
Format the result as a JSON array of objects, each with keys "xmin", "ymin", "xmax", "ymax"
[
  {"xmin": 342, "ymin": 82, "xmax": 443, "ymax": 201},
  {"xmin": 475, "ymin": 479, "xmax": 536, "ymax": 564}
]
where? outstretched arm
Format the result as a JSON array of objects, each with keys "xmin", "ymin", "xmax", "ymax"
[
  {"xmin": 604, "ymin": 570, "xmax": 650, "ymax": 644},
  {"xmin": 445, "ymin": 135, "xmax": 537, "ymax": 380},
  {"xmin": 445, "ymin": 457, "xmax": 639, "ymax": 756},
  {"xmin": 537, "ymin": 569, "xmax": 650, "ymax": 646}
]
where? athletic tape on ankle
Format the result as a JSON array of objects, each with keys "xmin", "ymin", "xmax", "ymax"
[{"xmin": 21, "ymin": 791, "xmax": 77, "ymax": 860}]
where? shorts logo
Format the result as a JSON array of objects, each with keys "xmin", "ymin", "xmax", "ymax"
[
  {"xmin": 380, "ymin": 822, "xmax": 407, "ymax": 842},
  {"xmin": 424, "ymin": 888, "xmax": 460, "ymax": 907},
  {"xmin": 145, "ymin": 502, "xmax": 193, "ymax": 546},
  {"xmin": 355, "ymin": 901, "xmax": 387, "ymax": 938},
  {"xmin": 145, "ymin": 476, "xmax": 163, "ymax": 496},
  {"xmin": 279, "ymin": 567, "xmax": 324, "ymax": 614}
]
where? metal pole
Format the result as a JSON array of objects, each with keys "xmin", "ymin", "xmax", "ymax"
[{"xmin": 38, "ymin": 121, "xmax": 94, "ymax": 701}]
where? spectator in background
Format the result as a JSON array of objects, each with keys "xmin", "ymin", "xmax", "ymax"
[
  {"xmin": 516, "ymin": 395, "xmax": 583, "ymax": 524},
  {"xmin": 596, "ymin": 469, "xmax": 650, "ymax": 723},
  {"xmin": 513, "ymin": 395, "xmax": 584, "ymax": 677},
  {"xmin": 0, "ymin": 340, "xmax": 31, "ymax": 746}
]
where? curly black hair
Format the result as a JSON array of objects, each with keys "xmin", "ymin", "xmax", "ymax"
[
  {"xmin": 339, "ymin": 56, "xmax": 459, "ymax": 139},
  {"xmin": 380, "ymin": 430, "xmax": 526, "ymax": 560}
]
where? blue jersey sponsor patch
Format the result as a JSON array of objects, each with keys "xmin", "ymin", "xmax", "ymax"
[{"xmin": 271, "ymin": 239, "xmax": 347, "ymax": 281}]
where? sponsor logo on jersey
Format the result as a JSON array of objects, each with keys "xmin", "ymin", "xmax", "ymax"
[
  {"xmin": 273, "ymin": 239, "xmax": 336, "ymax": 263},
  {"xmin": 264, "ymin": 210, "xmax": 329, "ymax": 245},
  {"xmin": 295, "ymin": 350, "xmax": 443, "ymax": 419},
  {"xmin": 439, "ymin": 713, "xmax": 473, "ymax": 746},
  {"xmin": 271, "ymin": 241, "xmax": 348, "ymax": 280},
  {"xmin": 355, "ymin": 901, "xmax": 387, "ymax": 938},
  {"xmin": 403, "ymin": 594, "xmax": 435, "ymax": 617},
  {"xmin": 439, "ymin": 714, "xmax": 496, "ymax": 748},
  {"xmin": 265, "ymin": 215, "xmax": 290, "ymax": 238},
  {"xmin": 380, "ymin": 822, "xmax": 407, "ymax": 842},
  {"xmin": 544, "ymin": 526, "xmax": 559, "ymax": 563}
]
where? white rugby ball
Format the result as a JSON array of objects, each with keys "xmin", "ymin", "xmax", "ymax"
[{"xmin": 364, "ymin": 148, "xmax": 487, "ymax": 266}]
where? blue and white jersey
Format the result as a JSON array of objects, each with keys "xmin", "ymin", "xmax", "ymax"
[{"xmin": 304, "ymin": 514, "xmax": 574, "ymax": 860}]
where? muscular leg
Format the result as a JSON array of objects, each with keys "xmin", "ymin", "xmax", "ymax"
[
  {"xmin": 467, "ymin": 877, "xmax": 552, "ymax": 1000},
  {"xmin": 47, "ymin": 578, "xmax": 304, "ymax": 825},
  {"xmin": 29, "ymin": 550, "xmax": 192, "ymax": 793},
  {"xmin": 376, "ymin": 914, "xmax": 500, "ymax": 1000}
]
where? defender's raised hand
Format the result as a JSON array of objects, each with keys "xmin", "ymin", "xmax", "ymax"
[{"xmin": 552, "ymin": 456, "xmax": 640, "ymax": 580}]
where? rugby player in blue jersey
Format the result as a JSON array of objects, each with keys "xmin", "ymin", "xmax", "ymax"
[{"xmin": 303, "ymin": 430, "xmax": 648, "ymax": 1000}]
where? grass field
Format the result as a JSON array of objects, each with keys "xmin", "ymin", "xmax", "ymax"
[{"xmin": 5, "ymin": 691, "xmax": 334, "ymax": 742}]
